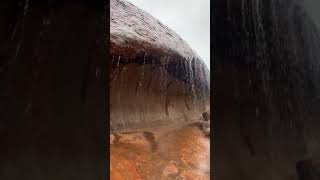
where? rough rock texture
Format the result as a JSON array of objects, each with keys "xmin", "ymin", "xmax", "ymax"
[
  {"xmin": 110, "ymin": 0, "xmax": 210, "ymax": 179},
  {"xmin": 110, "ymin": 0, "xmax": 200, "ymax": 63},
  {"xmin": 213, "ymin": 0, "xmax": 320, "ymax": 180},
  {"xmin": 0, "ymin": 1, "xmax": 106, "ymax": 179},
  {"xmin": 110, "ymin": 125, "xmax": 210, "ymax": 180},
  {"xmin": 110, "ymin": 0, "xmax": 210, "ymax": 132}
]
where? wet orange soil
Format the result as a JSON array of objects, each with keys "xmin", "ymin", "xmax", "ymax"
[{"xmin": 110, "ymin": 124, "xmax": 210, "ymax": 180}]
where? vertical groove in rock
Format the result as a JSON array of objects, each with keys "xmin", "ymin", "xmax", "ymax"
[{"xmin": 110, "ymin": 0, "xmax": 210, "ymax": 132}]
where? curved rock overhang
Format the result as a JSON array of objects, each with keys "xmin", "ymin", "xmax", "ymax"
[
  {"xmin": 213, "ymin": 0, "xmax": 320, "ymax": 179},
  {"xmin": 110, "ymin": 0, "xmax": 210, "ymax": 132}
]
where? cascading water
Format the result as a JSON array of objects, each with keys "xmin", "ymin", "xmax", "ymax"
[
  {"xmin": 110, "ymin": 0, "xmax": 210, "ymax": 178},
  {"xmin": 110, "ymin": 0, "xmax": 210, "ymax": 133},
  {"xmin": 213, "ymin": 0, "xmax": 320, "ymax": 179}
]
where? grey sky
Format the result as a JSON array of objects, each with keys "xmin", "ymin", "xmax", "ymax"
[{"xmin": 127, "ymin": 0, "xmax": 210, "ymax": 69}]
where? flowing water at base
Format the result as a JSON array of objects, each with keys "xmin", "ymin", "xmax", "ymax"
[{"xmin": 110, "ymin": 123, "xmax": 210, "ymax": 180}]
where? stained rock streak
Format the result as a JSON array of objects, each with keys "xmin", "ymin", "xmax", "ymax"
[
  {"xmin": 110, "ymin": 125, "xmax": 210, "ymax": 180},
  {"xmin": 110, "ymin": 0, "xmax": 210, "ymax": 132},
  {"xmin": 110, "ymin": 0, "xmax": 210, "ymax": 179}
]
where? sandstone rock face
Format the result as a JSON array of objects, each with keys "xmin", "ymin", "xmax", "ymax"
[
  {"xmin": 110, "ymin": 0, "xmax": 210, "ymax": 132},
  {"xmin": 110, "ymin": 125, "xmax": 210, "ymax": 180},
  {"xmin": 213, "ymin": 0, "xmax": 320, "ymax": 180},
  {"xmin": 110, "ymin": 0, "xmax": 210, "ymax": 179}
]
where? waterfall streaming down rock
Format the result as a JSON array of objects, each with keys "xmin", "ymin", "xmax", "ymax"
[{"xmin": 110, "ymin": 0, "xmax": 210, "ymax": 132}]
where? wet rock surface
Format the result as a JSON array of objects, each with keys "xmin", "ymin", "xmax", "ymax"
[
  {"xmin": 110, "ymin": 124, "xmax": 210, "ymax": 180},
  {"xmin": 110, "ymin": 0, "xmax": 210, "ymax": 132},
  {"xmin": 110, "ymin": 0, "xmax": 210, "ymax": 179},
  {"xmin": 110, "ymin": 0, "xmax": 200, "ymax": 62}
]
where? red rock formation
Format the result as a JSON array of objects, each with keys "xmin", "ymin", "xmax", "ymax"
[
  {"xmin": 110, "ymin": 0, "xmax": 210, "ymax": 179},
  {"xmin": 110, "ymin": 125, "xmax": 210, "ymax": 179}
]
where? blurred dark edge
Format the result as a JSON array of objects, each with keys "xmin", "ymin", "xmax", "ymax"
[
  {"xmin": 210, "ymin": 0, "xmax": 214, "ymax": 180},
  {"xmin": 0, "ymin": 0, "xmax": 108, "ymax": 179},
  {"xmin": 212, "ymin": 0, "xmax": 320, "ymax": 180}
]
